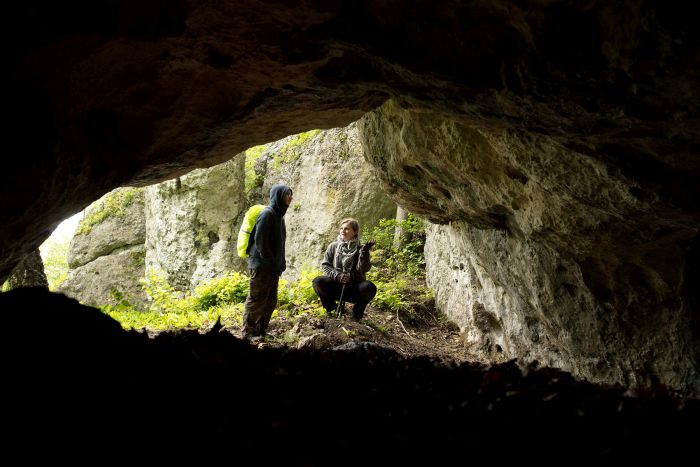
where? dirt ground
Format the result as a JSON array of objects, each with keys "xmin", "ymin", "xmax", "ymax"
[
  {"xmin": 246, "ymin": 303, "xmax": 475, "ymax": 365},
  {"xmin": 227, "ymin": 273, "xmax": 481, "ymax": 365}
]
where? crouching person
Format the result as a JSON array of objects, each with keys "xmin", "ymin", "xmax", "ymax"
[{"xmin": 312, "ymin": 218, "xmax": 377, "ymax": 321}]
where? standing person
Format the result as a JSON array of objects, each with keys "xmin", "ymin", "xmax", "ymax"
[
  {"xmin": 312, "ymin": 218, "xmax": 377, "ymax": 321},
  {"xmin": 241, "ymin": 183, "xmax": 293, "ymax": 341}
]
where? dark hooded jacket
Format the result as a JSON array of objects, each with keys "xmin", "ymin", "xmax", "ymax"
[{"xmin": 247, "ymin": 184, "xmax": 290, "ymax": 275}]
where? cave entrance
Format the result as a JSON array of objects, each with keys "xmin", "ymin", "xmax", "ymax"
[{"xmin": 19, "ymin": 125, "xmax": 464, "ymax": 363}]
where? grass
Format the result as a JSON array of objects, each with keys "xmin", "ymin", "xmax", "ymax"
[{"xmin": 99, "ymin": 215, "xmax": 430, "ymax": 335}]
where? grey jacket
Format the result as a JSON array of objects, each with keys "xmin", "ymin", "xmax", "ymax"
[{"xmin": 321, "ymin": 241, "xmax": 372, "ymax": 283}]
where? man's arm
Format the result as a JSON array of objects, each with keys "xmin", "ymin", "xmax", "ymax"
[{"xmin": 253, "ymin": 210, "xmax": 274, "ymax": 268}]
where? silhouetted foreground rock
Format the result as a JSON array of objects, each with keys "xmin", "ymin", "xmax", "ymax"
[{"xmin": 2, "ymin": 288, "xmax": 698, "ymax": 465}]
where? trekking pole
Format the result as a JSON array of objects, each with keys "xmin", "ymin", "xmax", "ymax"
[
  {"xmin": 335, "ymin": 248, "xmax": 360, "ymax": 318},
  {"xmin": 335, "ymin": 283, "xmax": 347, "ymax": 318}
]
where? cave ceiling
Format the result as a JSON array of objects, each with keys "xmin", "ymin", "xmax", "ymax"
[{"xmin": 3, "ymin": 0, "xmax": 699, "ymax": 281}]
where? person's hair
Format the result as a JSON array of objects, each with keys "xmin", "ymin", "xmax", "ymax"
[{"xmin": 339, "ymin": 218, "xmax": 360, "ymax": 237}]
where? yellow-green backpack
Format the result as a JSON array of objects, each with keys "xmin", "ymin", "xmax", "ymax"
[{"xmin": 236, "ymin": 204, "xmax": 265, "ymax": 258}]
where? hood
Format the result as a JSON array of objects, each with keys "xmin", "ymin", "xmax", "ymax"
[{"xmin": 269, "ymin": 183, "xmax": 292, "ymax": 216}]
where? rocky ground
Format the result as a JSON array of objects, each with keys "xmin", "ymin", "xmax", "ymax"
[
  {"xmin": 3, "ymin": 287, "xmax": 699, "ymax": 466},
  {"xmin": 236, "ymin": 301, "xmax": 477, "ymax": 365}
]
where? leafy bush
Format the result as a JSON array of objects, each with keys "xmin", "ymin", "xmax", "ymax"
[
  {"xmin": 366, "ymin": 271, "xmax": 434, "ymax": 324},
  {"xmin": 366, "ymin": 213, "xmax": 426, "ymax": 277},
  {"xmin": 277, "ymin": 266, "xmax": 325, "ymax": 318},
  {"xmin": 192, "ymin": 272, "xmax": 249, "ymax": 310},
  {"xmin": 141, "ymin": 269, "xmax": 196, "ymax": 314},
  {"xmin": 362, "ymin": 213, "xmax": 433, "ymax": 322},
  {"xmin": 367, "ymin": 273, "xmax": 407, "ymax": 313},
  {"xmin": 102, "ymin": 269, "xmax": 248, "ymax": 331}
]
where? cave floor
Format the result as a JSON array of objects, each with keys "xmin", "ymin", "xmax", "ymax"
[{"xmin": 3, "ymin": 287, "xmax": 698, "ymax": 465}]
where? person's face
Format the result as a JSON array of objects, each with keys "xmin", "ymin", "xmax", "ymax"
[
  {"xmin": 284, "ymin": 190, "xmax": 293, "ymax": 207},
  {"xmin": 339, "ymin": 222, "xmax": 356, "ymax": 241}
]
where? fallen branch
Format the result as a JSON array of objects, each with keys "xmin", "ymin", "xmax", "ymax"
[{"xmin": 397, "ymin": 310, "xmax": 411, "ymax": 336}]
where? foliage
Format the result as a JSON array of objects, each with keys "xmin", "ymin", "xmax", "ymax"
[
  {"xmin": 76, "ymin": 187, "xmax": 142, "ymax": 236},
  {"xmin": 105, "ymin": 302, "xmax": 244, "ymax": 332},
  {"xmin": 272, "ymin": 130, "xmax": 321, "ymax": 169},
  {"xmin": 244, "ymin": 144, "xmax": 267, "ymax": 195},
  {"xmin": 141, "ymin": 269, "xmax": 195, "ymax": 314},
  {"xmin": 367, "ymin": 273, "xmax": 408, "ymax": 313},
  {"xmin": 40, "ymin": 236, "xmax": 70, "ymax": 290},
  {"xmin": 366, "ymin": 271, "xmax": 434, "ymax": 323},
  {"xmin": 277, "ymin": 265, "xmax": 325, "ymax": 319},
  {"xmin": 100, "ymin": 213, "xmax": 431, "ymax": 332},
  {"xmin": 194, "ymin": 228, "xmax": 213, "ymax": 255},
  {"xmin": 366, "ymin": 213, "xmax": 427, "ymax": 277},
  {"xmin": 362, "ymin": 213, "xmax": 433, "ymax": 322},
  {"xmin": 101, "ymin": 269, "xmax": 249, "ymax": 331},
  {"xmin": 192, "ymin": 272, "xmax": 249, "ymax": 311}
]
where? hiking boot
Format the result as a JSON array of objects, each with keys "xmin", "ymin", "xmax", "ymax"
[
  {"xmin": 241, "ymin": 330, "xmax": 265, "ymax": 342},
  {"xmin": 352, "ymin": 304, "xmax": 366, "ymax": 319}
]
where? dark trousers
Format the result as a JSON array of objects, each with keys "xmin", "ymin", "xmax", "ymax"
[
  {"xmin": 312, "ymin": 275, "xmax": 377, "ymax": 319},
  {"xmin": 242, "ymin": 268, "xmax": 279, "ymax": 336}
]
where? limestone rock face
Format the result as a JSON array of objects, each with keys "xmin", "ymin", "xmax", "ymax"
[
  {"xmin": 250, "ymin": 124, "xmax": 396, "ymax": 281},
  {"xmin": 58, "ymin": 188, "xmax": 147, "ymax": 306},
  {"xmin": 51, "ymin": 125, "xmax": 391, "ymax": 296},
  {"xmin": 9, "ymin": 1, "xmax": 698, "ymax": 283},
  {"xmin": 68, "ymin": 189, "xmax": 146, "ymax": 269},
  {"xmin": 145, "ymin": 156, "xmax": 247, "ymax": 291},
  {"xmin": 360, "ymin": 101, "xmax": 699, "ymax": 393},
  {"xmin": 3, "ymin": 1, "xmax": 700, "ymax": 396},
  {"xmin": 57, "ymin": 247, "xmax": 147, "ymax": 307}
]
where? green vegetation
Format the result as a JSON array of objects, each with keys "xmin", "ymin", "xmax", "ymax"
[
  {"xmin": 101, "ymin": 269, "xmax": 251, "ymax": 331},
  {"xmin": 41, "ymin": 236, "xmax": 70, "ymax": 290},
  {"xmin": 366, "ymin": 213, "xmax": 427, "ymax": 277},
  {"xmin": 101, "ymin": 266, "xmax": 328, "ymax": 332},
  {"xmin": 277, "ymin": 266, "xmax": 326, "ymax": 319},
  {"xmin": 194, "ymin": 228, "xmax": 212, "ymax": 255},
  {"xmin": 244, "ymin": 144, "xmax": 267, "ymax": 195},
  {"xmin": 365, "ymin": 213, "xmax": 432, "ymax": 322},
  {"xmin": 100, "ymin": 214, "xmax": 430, "ymax": 331},
  {"xmin": 272, "ymin": 130, "xmax": 321, "ymax": 169},
  {"xmin": 76, "ymin": 187, "xmax": 142, "ymax": 236}
]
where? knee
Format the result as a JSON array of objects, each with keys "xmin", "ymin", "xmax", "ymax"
[
  {"xmin": 358, "ymin": 281, "xmax": 377, "ymax": 301},
  {"xmin": 312, "ymin": 275, "xmax": 329, "ymax": 292}
]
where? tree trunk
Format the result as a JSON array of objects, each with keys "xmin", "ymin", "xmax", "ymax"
[{"xmin": 393, "ymin": 206, "xmax": 408, "ymax": 249}]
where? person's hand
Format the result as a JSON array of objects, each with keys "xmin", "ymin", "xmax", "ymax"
[
  {"xmin": 362, "ymin": 239, "xmax": 376, "ymax": 253},
  {"xmin": 336, "ymin": 273, "xmax": 351, "ymax": 284}
]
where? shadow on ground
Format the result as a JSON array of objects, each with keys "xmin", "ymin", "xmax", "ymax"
[{"xmin": 2, "ymin": 288, "xmax": 698, "ymax": 465}]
